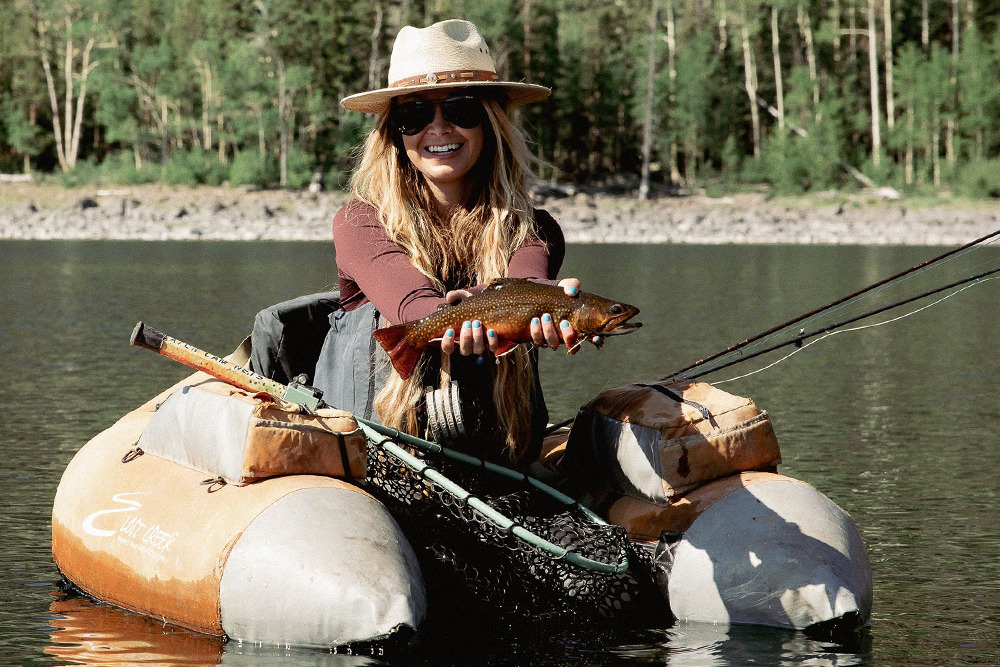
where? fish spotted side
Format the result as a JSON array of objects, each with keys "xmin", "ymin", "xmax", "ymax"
[{"xmin": 371, "ymin": 278, "xmax": 641, "ymax": 379}]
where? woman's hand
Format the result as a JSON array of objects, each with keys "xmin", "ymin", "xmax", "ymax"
[
  {"xmin": 439, "ymin": 290, "xmax": 499, "ymax": 357},
  {"xmin": 530, "ymin": 278, "xmax": 581, "ymax": 353}
]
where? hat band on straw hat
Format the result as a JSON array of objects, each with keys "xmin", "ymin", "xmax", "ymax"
[
  {"xmin": 390, "ymin": 69, "xmax": 500, "ymax": 88},
  {"xmin": 339, "ymin": 19, "xmax": 550, "ymax": 113}
]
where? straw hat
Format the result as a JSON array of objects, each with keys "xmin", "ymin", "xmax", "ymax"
[{"xmin": 340, "ymin": 19, "xmax": 551, "ymax": 114}]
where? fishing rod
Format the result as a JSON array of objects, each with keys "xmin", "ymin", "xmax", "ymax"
[
  {"xmin": 129, "ymin": 321, "xmax": 629, "ymax": 575},
  {"xmin": 663, "ymin": 228, "xmax": 1000, "ymax": 380},
  {"xmin": 683, "ymin": 264, "xmax": 1000, "ymax": 380}
]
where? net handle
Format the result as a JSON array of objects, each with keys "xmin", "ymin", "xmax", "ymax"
[
  {"xmin": 358, "ymin": 421, "xmax": 630, "ymax": 576},
  {"xmin": 358, "ymin": 416, "xmax": 605, "ymax": 520}
]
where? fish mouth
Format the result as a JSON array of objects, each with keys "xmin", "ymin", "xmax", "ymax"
[
  {"xmin": 596, "ymin": 321, "xmax": 642, "ymax": 336},
  {"xmin": 594, "ymin": 306, "xmax": 642, "ymax": 335}
]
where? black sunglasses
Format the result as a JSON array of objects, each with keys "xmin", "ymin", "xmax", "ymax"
[{"xmin": 389, "ymin": 95, "xmax": 485, "ymax": 136}]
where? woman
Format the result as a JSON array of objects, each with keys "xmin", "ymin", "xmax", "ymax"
[{"xmin": 332, "ymin": 19, "xmax": 579, "ymax": 468}]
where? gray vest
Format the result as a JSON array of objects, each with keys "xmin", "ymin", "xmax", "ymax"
[{"xmin": 249, "ymin": 292, "xmax": 388, "ymax": 421}]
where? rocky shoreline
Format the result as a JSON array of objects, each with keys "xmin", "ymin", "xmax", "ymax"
[{"xmin": 1, "ymin": 182, "xmax": 998, "ymax": 245}]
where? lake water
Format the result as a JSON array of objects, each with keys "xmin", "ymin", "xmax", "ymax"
[{"xmin": 1, "ymin": 239, "xmax": 997, "ymax": 666}]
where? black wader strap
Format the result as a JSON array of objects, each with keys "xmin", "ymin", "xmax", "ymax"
[
  {"xmin": 336, "ymin": 432, "xmax": 354, "ymax": 482},
  {"xmin": 637, "ymin": 383, "xmax": 712, "ymax": 421},
  {"xmin": 363, "ymin": 307, "xmax": 381, "ymax": 421}
]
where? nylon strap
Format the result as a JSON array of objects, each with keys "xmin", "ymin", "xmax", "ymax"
[{"xmin": 637, "ymin": 383, "xmax": 712, "ymax": 421}]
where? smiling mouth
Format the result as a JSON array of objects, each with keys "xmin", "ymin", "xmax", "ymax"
[{"xmin": 425, "ymin": 143, "xmax": 462, "ymax": 156}]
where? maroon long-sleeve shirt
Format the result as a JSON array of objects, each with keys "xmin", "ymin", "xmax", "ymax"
[{"xmin": 332, "ymin": 199, "xmax": 566, "ymax": 324}]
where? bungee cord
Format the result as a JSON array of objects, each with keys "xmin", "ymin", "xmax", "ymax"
[{"xmin": 665, "ymin": 228, "xmax": 1000, "ymax": 382}]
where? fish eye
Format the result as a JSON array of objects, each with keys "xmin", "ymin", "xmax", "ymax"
[{"xmin": 610, "ymin": 304, "xmax": 624, "ymax": 315}]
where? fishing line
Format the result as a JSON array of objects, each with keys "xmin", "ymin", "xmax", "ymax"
[
  {"xmin": 665, "ymin": 228, "xmax": 1000, "ymax": 380},
  {"xmin": 690, "ymin": 268, "xmax": 1000, "ymax": 381},
  {"xmin": 697, "ymin": 241, "xmax": 999, "ymax": 378},
  {"xmin": 713, "ymin": 275, "xmax": 1000, "ymax": 384}
]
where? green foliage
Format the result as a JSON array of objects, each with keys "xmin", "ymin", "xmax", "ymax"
[
  {"xmin": 229, "ymin": 150, "xmax": 276, "ymax": 188},
  {"xmin": 161, "ymin": 150, "xmax": 227, "ymax": 186},
  {"xmin": 285, "ymin": 146, "xmax": 315, "ymax": 190},
  {"xmin": 955, "ymin": 159, "xmax": 1000, "ymax": 198},
  {"xmin": 53, "ymin": 158, "xmax": 103, "ymax": 187},
  {"xmin": 99, "ymin": 151, "xmax": 159, "ymax": 185},
  {"xmin": 0, "ymin": 94, "xmax": 41, "ymax": 162},
  {"xmin": 2, "ymin": 0, "xmax": 1000, "ymax": 196}
]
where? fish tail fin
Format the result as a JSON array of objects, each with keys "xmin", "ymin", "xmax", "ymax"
[{"xmin": 372, "ymin": 324, "xmax": 423, "ymax": 380}]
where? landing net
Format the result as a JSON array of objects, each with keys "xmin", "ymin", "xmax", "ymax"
[{"xmin": 360, "ymin": 427, "xmax": 658, "ymax": 623}]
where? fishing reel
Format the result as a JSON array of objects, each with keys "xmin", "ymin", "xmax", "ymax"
[{"xmin": 423, "ymin": 380, "xmax": 484, "ymax": 444}]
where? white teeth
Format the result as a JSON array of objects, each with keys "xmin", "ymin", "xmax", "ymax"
[{"xmin": 426, "ymin": 144, "xmax": 460, "ymax": 154}]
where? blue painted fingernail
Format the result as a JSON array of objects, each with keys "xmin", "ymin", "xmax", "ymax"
[
  {"xmin": 531, "ymin": 317, "xmax": 539, "ymax": 326},
  {"xmin": 561, "ymin": 320, "xmax": 570, "ymax": 329},
  {"xmin": 445, "ymin": 328, "xmax": 454, "ymax": 337},
  {"xmin": 463, "ymin": 321, "xmax": 471, "ymax": 329},
  {"xmin": 472, "ymin": 320, "xmax": 481, "ymax": 329},
  {"xmin": 542, "ymin": 314, "xmax": 552, "ymax": 323},
  {"xmin": 568, "ymin": 286, "xmax": 578, "ymax": 295},
  {"xmin": 487, "ymin": 329, "xmax": 495, "ymax": 338}
]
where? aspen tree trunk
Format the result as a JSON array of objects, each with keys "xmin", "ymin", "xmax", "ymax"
[
  {"xmin": 921, "ymin": 0, "xmax": 929, "ymax": 49},
  {"xmin": 639, "ymin": 0, "xmax": 658, "ymax": 201},
  {"xmin": 24, "ymin": 102, "xmax": 36, "ymax": 173},
  {"xmin": 867, "ymin": 0, "xmax": 881, "ymax": 167},
  {"xmin": 905, "ymin": 105, "xmax": 914, "ymax": 184},
  {"xmin": 37, "ymin": 12, "xmax": 98, "ymax": 172},
  {"xmin": 203, "ymin": 63, "xmax": 212, "ymax": 150},
  {"xmin": 68, "ymin": 37, "xmax": 95, "ymax": 166},
  {"xmin": 832, "ymin": 0, "xmax": 842, "ymax": 65},
  {"xmin": 931, "ymin": 109, "xmax": 940, "ymax": 186},
  {"xmin": 848, "ymin": 0, "xmax": 858, "ymax": 72},
  {"xmin": 38, "ymin": 30, "xmax": 67, "ymax": 170},
  {"xmin": 771, "ymin": 5, "xmax": 784, "ymax": 133},
  {"xmin": 367, "ymin": 2, "xmax": 383, "ymax": 90},
  {"xmin": 717, "ymin": 0, "xmax": 728, "ymax": 54},
  {"xmin": 521, "ymin": 0, "xmax": 531, "ymax": 82},
  {"xmin": 665, "ymin": 0, "xmax": 681, "ymax": 184},
  {"xmin": 278, "ymin": 55, "xmax": 288, "ymax": 187},
  {"xmin": 946, "ymin": 0, "xmax": 959, "ymax": 165},
  {"xmin": 254, "ymin": 105, "xmax": 266, "ymax": 157},
  {"xmin": 797, "ymin": 3, "xmax": 820, "ymax": 116},
  {"xmin": 160, "ymin": 98, "xmax": 168, "ymax": 163},
  {"xmin": 883, "ymin": 0, "xmax": 894, "ymax": 131},
  {"xmin": 217, "ymin": 113, "xmax": 227, "ymax": 164},
  {"xmin": 965, "ymin": 1, "xmax": 982, "ymax": 158},
  {"xmin": 63, "ymin": 19, "xmax": 73, "ymax": 166},
  {"xmin": 192, "ymin": 58, "xmax": 213, "ymax": 151},
  {"xmin": 740, "ymin": 8, "xmax": 761, "ymax": 157}
]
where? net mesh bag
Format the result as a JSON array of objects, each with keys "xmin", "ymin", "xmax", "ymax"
[{"xmin": 362, "ymin": 439, "xmax": 660, "ymax": 624}]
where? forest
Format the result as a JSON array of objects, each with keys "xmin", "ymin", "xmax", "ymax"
[{"xmin": 1, "ymin": 0, "xmax": 998, "ymax": 197}]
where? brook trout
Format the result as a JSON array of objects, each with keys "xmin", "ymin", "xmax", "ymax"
[{"xmin": 372, "ymin": 278, "xmax": 641, "ymax": 379}]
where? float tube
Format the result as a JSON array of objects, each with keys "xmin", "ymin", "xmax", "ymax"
[
  {"xmin": 606, "ymin": 471, "xmax": 872, "ymax": 632},
  {"xmin": 540, "ymin": 376, "xmax": 872, "ymax": 635},
  {"xmin": 51, "ymin": 364, "xmax": 426, "ymax": 648},
  {"xmin": 53, "ymin": 325, "xmax": 871, "ymax": 647}
]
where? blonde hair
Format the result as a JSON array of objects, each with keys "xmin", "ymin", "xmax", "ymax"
[{"xmin": 351, "ymin": 96, "xmax": 540, "ymax": 463}]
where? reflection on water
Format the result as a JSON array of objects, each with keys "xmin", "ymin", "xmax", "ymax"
[
  {"xmin": 45, "ymin": 589, "xmax": 382, "ymax": 667},
  {"xmin": 46, "ymin": 590, "xmax": 221, "ymax": 665},
  {"xmin": 2, "ymin": 240, "xmax": 999, "ymax": 666}
]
